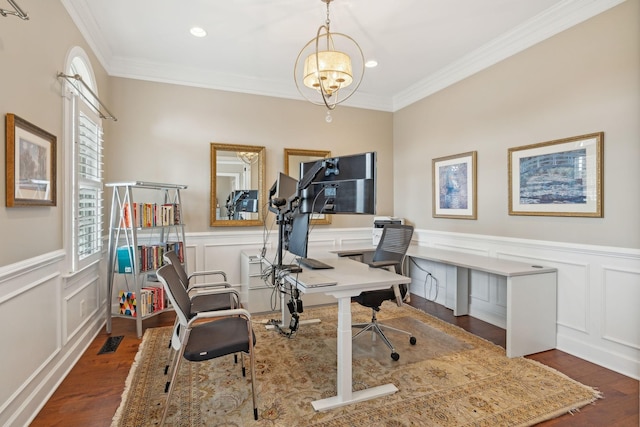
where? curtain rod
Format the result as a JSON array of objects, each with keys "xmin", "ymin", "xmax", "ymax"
[
  {"xmin": 57, "ymin": 72, "xmax": 118, "ymax": 121},
  {"xmin": 0, "ymin": 0, "xmax": 28, "ymax": 20}
]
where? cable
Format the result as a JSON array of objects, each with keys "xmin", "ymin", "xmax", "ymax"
[{"xmin": 409, "ymin": 257, "xmax": 439, "ymax": 302}]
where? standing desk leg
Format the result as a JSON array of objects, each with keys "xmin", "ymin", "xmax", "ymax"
[
  {"xmin": 454, "ymin": 267, "xmax": 470, "ymax": 316},
  {"xmin": 311, "ymin": 296, "xmax": 398, "ymax": 411},
  {"xmin": 506, "ymin": 272, "xmax": 557, "ymax": 357}
]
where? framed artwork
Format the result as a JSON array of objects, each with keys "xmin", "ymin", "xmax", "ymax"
[
  {"xmin": 508, "ymin": 132, "xmax": 603, "ymax": 217},
  {"xmin": 5, "ymin": 114, "xmax": 56, "ymax": 207},
  {"xmin": 284, "ymin": 148, "xmax": 331, "ymax": 225},
  {"xmin": 432, "ymin": 151, "xmax": 477, "ymax": 219}
]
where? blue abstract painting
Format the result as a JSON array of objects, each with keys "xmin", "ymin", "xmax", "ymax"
[
  {"xmin": 519, "ymin": 148, "xmax": 587, "ymax": 204},
  {"xmin": 439, "ymin": 163, "xmax": 468, "ymax": 209}
]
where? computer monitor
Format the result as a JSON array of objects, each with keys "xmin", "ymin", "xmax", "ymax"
[
  {"xmin": 298, "ymin": 151, "xmax": 376, "ymax": 215},
  {"xmin": 285, "ymin": 212, "xmax": 310, "ymax": 258},
  {"xmin": 269, "ymin": 172, "xmax": 299, "ymax": 212},
  {"xmin": 226, "ymin": 190, "xmax": 258, "ymax": 218}
]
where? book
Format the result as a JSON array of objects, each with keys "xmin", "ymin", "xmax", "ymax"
[
  {"xmin": 117, "ymin": 246, "xmax": 134, "ymax": 273},
  {"xmin": 119, "ymin": 291, "xmax": 137, "ymax": 317}
]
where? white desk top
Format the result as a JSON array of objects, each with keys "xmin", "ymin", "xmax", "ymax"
[
  {"xmin": 331, "ymin": 244, "xmax": 556, "ymax": 277},
  {"xmin": 406, "ymin": 246, "xmax": 556, "ymax": 277},
  {"xmin": 283, "ymin": 256, "xmax": 411, "ymax": 298}
]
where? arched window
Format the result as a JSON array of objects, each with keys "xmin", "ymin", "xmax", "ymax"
[{"xmin": 62, "ymin": 47, "xmax": 104, "ymax": 273}]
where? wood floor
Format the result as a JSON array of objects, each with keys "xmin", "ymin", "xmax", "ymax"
[{"xmin": 31, "ymin": 295, "xmax": 638, "ymax": 426}]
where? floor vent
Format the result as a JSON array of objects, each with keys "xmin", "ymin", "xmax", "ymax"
[{"xmin": 98, "ymin": 335, "xmax": 124, "ymax": 355}]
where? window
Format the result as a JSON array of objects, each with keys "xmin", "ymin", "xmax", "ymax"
[
  {"xmin": 63, "ymin": 48, "xmax": 104, "ymax": 272},
  {"xmin": 76, "ymin": 105, "xmax": 103, "ymax": 261}
]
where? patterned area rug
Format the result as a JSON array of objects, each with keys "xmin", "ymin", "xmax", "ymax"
[{"xmin": 112, "ymin": 303, "xmax": 601, "ymax": 426}]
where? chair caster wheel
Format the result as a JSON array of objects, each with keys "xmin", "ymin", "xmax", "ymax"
[
  {"xmin": 410, "ymin": 336, "xmax": 417, "ymax": 345},
  {"xmin": 391, "ymin": 352, "xmax": 400, "ymax": 361}
]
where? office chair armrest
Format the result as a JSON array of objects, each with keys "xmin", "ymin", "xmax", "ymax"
[
  {"xmin": 367, "ymin": 260, "xmax": 400, "ymax": 269},
  {"xmin": 190, "ymin": 287, "xmax": 241, "ymax": 308},
  {"xmin": 189, "ymin": 286, "xmax": 239, "ymax": 299},
  {"xmin": 187, "ymin": 281, "xmax": 231, "ymax": 290},
  {"xmin": 189, "ymin": 307, "xmax": 251, "ymax": 326},
  {"xmin": 188, "ymin": 269, "xmax": 228, "ymax": 282}
]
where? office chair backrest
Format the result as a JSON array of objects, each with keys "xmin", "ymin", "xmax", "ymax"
[
  {"xmin": 372, "ymin": 224, "xmax": 414, "ymax": 274},
  {"xmin": 157, "ymin": 264, "xmax": 192, "ymax": 326},
  {"xmin": 163, "ymin": 250, "xmax": 189, "ymax": 288}
]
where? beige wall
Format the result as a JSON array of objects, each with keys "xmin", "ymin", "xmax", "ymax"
[
  {"xmin": 0, "ymin": 0, "xmax": 110, "ymax": 266},
  {"xmin": 105, "ymin": 78, "xmax": 394, "ymax": 231},
  {"xmin": 2, "ymin": 0, "xmax": 638, "ymax": 267},
  {"xmin": 393, "ymin": 0, "xmax": 639, "ymax": 249}
]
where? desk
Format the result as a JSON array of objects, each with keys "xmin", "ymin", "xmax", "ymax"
[
  {"xmin": 283, "ymin": 256, "xmax": 411, "ymax": 411},
  {"xmin": 335, "ymin": 245, "xmax": 558, "ymax": 358}
]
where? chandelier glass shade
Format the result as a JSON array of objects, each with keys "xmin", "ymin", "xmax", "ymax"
[
  {"xmin": 294, "ymin": 0, "xmax": 364, "ymax": 112},
  {"xmin": 237, "ymin": 151, "xmax": 259, "ymax": 165},
  {"xmin": 303, "ymin": 47, "xmax": 353, "ymax": 96}
]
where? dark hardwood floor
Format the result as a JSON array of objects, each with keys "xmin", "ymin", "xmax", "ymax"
[{"xmin": 31, "ymin": 295, "xmax": 638, "ymax": 426}]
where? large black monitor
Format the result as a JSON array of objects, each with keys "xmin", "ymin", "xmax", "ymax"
[{"xmin": 298, "ymin": 151, "xmax": 376, "ymax": 215}]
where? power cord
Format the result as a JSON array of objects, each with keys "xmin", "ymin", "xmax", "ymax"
[{"xmin": 409, "ymin": 257, "xmax": 439, "ymax": 301}]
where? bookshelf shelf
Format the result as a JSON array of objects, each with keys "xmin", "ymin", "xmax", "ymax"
[{"xmin": 105, "ymin": 181, "xmax": 187, "ymax": 338}]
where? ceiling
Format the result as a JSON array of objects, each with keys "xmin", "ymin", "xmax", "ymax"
[{"xmin": 60, "ymin": 0, "xmax": 619, "ymax": 112}]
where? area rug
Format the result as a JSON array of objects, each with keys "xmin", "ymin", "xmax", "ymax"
[{"xmin": 112, "ymin": 303, "xmax": 601, "ymax": 426}]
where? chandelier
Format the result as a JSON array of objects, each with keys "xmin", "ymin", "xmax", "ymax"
[
  {"xmin": 237, "ymin": 151, "xmax": 259, "ymax": 165},
  {"xmin": 294, "ymin": 0, "xmax": 364, "ymax": 122}
]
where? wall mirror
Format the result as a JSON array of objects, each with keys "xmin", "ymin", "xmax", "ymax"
[
  {"xmin": 210, "ymin": 143, "xmax": 265, "ymax": 227},
  {"xmin": 284, "ymin": 148, "xmax": 331, "ymax": 225}
]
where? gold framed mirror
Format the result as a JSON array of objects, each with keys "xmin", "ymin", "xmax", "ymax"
[
  {"xmin": 284, "ymin": 148, "xmax": 332, "ymax": 225},
  {"xmin": 210, "ymin": 143, "xmax": 265, "ymax": 227}
]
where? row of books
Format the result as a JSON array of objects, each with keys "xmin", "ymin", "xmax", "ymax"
[
  {"xmin": 117, "ymin": 241, "xmax": 184, "ymax": 273},
  {"xmin": 120, "ymin": 202, "xmax": 181, "ymax": 228},
  {"xmin": 118, "ymin": 286, "xmax": 166, "ymax": 317}
]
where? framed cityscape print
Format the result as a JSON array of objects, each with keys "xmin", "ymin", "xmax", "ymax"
[
  {"xmin": 5, "ymin": 114, "xmax": 57, "ymax": 207},
  {"xmin": 432, "ymin": 151, "xmax": 477, "ymax": 219},
  {"xmin": 508, "ymin": 132, "xmax": 603, "ymax": 217}
]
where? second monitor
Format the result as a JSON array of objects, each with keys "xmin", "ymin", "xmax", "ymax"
[{"xmin": 298, "ymin": 151, "xmax": 376, "ymax": 215}]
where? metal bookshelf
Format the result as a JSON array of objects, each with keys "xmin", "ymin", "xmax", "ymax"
[{"xmin": 105, "ymin": 181, "xmax": 187, "ymax": 338}]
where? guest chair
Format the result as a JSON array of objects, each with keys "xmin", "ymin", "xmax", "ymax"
[
  {"xmin": 163, "ymin": 250, "xmax": 238, "ymax": 312},
  {"xmin": 352, "ymin": 224, "xmax": 416, "ymax": 361},
  {"xmin": 162, "ymin": 251, "xmax": 240, "ymax": 373},
  {"xmin": 156, "ymin": 264, "xmax": 258, "ymax": 425}
]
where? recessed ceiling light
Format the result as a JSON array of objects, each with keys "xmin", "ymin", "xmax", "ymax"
[
  {"xmin": 190, "ymin": 27, "xmax": 207, "ymax": 38},
  {"xmin": 365, "ymin": 60, "xmax": 378, "ymax": 68}
]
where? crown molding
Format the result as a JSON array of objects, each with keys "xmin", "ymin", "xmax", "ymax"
[
  {"xmin": 61, "ymin": 0, "xmax": 113, "ymax": 73},
  {"xmin": 62, "ymin": 0, "xmax": 626, "ymax": 113},
  {"xmin": 392, "ymin": 0, "xmax": 627, "ymax": 111},
  {"xmin": 106, "ymin": 56, "xmax": 394, "ymax": 111}
]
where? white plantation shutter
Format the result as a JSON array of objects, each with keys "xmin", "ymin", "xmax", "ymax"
[{"xmin": 74, "ymin": 100, "xmax": 103, "ymax": 266}]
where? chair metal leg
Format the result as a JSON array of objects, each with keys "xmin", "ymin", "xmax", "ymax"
[
  {"xmin": 352, "ymin": 309, "xmax": 416, "ymax": 361},
  {"xmin": 160, "ymin": 346, "xmax": 185, "ymax": 426},
  {"xmin": 378, "ymin": 323, "xmax": 413, "ymax": 338}
]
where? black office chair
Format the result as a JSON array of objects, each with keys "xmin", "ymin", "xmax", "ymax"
[
  {"xmin": 352, "ymin": 224, "xmax": 416, "ymax": 361},
  {"xmin": 156, "ymin": 264, "xmax": 258, "ymax": 425}
]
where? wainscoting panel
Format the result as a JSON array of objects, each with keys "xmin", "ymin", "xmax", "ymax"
[
  {"xmin": 0, "ymin": 251, "xmax": 106, "ymax": 427},
  {"xmin": 0, "ymin": 272, "xmax": 60, "ymax": 416},
  {"xmin": 414, "ymin": 229, "xmax": 640, "ymax": 380},
  {"xmin": 602, "ymin": 267, "xmax": 640, "ymax": 349},
  {"xmin": 64, "ymin": 272, "xmax": 100, "ymax": 344}
]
